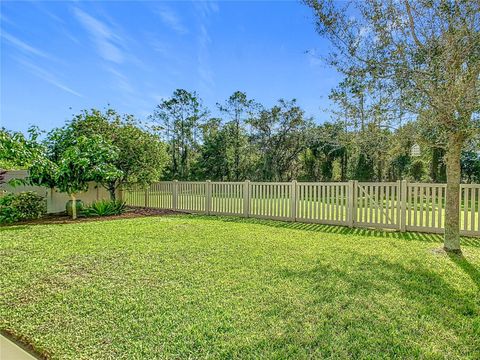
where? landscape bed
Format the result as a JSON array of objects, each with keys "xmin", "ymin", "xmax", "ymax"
[{"xmin": 1, "ymin": 215, "xmax": 479, "ymax": 359}]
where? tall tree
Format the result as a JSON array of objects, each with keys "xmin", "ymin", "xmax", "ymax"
[
  {"xmin": 304, "ymin": 0, "xmax": 480, "ymax": 253},
  {"xmin": 152, "ymin": 89, "xmax": 208, "ymax": 180},
  {"xmin": 195, "ymin": 118, "xmax": 231, "ymax": 181},
  {"xmin": 217, "ymin": 91, "xmax": 258, "ymax": 180},
  {"xmin": 248, "ymin": 99, "xmax": 310, "ymax": 181}
]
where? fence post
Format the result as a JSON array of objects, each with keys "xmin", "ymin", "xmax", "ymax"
[
  {"xmin": 205, "ymin": 180, "xmax": 212, "ymax": 215},
  {"xmin": 144, "ymin": 186, "xmax": 149, "ymax": 208},
  {"xmin": 399, "ymin": 180, "xmax": 407, "ymax": 232},
  {"xmin": 348, "ymin": 180, "xmax": 355, "ymax": 227},
  {"xmin": 243, "ymin": 180, "xmax": 250, "ymax": 217},
  {"xmin": 172, "ymin": 180, "xmax": 178, "ymax": 210},
  {"xmin": 291, "ymin": 180, "xmax": 297, "ymax": 221}
]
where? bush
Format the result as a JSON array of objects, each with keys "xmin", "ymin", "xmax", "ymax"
[
  {"xmin": 82, "ymin": 199, "xmax": 126, "ymax": 217},
  {"xmin": 0, "ymin": 191, "xmax": 46, "ymax": 224}
]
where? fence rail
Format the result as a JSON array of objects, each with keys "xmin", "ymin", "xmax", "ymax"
[{"xmin": 124, "ymin": 180, "xmax": 480, "ymax": 237}]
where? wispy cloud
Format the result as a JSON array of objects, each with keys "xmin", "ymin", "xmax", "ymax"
[
  {"xmin": 1, "ymin": 31, "xmax": 54, "ymax": 60},
  {"xmin": 16, "ymin": 58, "xmax": 83, "ymax": 97},
  {"xmin": 156, "ymin": 6, "xmax": 188, "ymax": 35},
  {"xmin": 194, "ymin": 1, "xmax": 219, "ymax": 95},
  {"xmin": 73, "ymin": 7, "xmax": 124, "ymax": 63},
  {"xmin": 105, "ymin": 66, "xmax": 134, "ymax": 94},
  {"xmin": 197, "ymin": 24, "xmax": 214, "ymax": 89}
]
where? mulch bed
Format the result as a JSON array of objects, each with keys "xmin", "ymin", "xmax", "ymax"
[{"xmin": 1, "ymin": 207, "xmax": 186, "ymax": 226}]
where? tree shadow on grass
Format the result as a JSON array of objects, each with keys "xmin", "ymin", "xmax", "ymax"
[
  {"xmin": 240, "ymin": 252, "xmax": 480, "ymax": 358},
  {"xmin": 448, "ymin": 253, "xmax": 480, "ymax": 291},
  {"xmin": 192, "ymin": 215, "xmax": 480, "ymax": 248}
]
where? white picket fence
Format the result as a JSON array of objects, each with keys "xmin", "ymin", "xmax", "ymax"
[{"xmin": 124, "ymin": 180, "xmax": 480, "ymax": 237}]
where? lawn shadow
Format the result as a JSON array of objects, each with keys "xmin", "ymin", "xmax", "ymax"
[
  {"xmin": 448, "ymin": 253, "xmax": 480, "ymax": 291},
  {"xmin": 264, "ymin": 252, "xmax": 480, "ymax": 357},
  {"xmin": 192, "ymin": 215, "xmax": 480, "ymax": 248}
]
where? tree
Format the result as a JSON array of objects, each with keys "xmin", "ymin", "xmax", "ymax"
[
  {"xmin": 195, "ymin": 118, "xmax": 231, "ymax": 181},
  {"xmin": 152, "ymin": 89, "xmax": 208, "ymax": 180},
  {"xmin": 218, "ymin": 91, "xmax": 258, "ymax": 180},
  {"xmin": 461, "ymin": 138, "xmax": 480, "ymax": 183},
  {"xmin": 30, "ymin": 132, "xmax": 120, "ymax": 219},
  {"xmin": 304, "ymin": 0, "xmax": 480, "ymax": 253},
  {"xmin": 65, "ymin": 109, "xmax": 168, "ymax": 200},
  {"xmin": 248, "ymin": 99, "xmax": 310, "ymax": 181}
]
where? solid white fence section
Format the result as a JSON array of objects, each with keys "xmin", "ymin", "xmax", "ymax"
[
  {"xmin": 124, "ymin": 180, "xmax": 480, "ymax": 237},
  {"xmin": 1, "ymin": 170, "xmax": 112, "ymax": 213}
]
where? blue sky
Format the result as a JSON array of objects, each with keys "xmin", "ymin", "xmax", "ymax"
[{"xmin": 1, "ymin": 0, "xmax": 340, "ymax": 134}]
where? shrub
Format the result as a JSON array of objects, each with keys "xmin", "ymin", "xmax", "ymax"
[
  {"xmin": 0, "ymin": 191, "xmax": 46, "ymax": 224},
  {"xmin": 82, "ymin": 200, "xmax": 126, "ymax": 217}
]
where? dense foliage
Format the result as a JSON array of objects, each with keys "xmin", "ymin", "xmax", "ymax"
[
  {"xmin": 64, "ymin": 109, "xmax": 168, "ymax": 200},
  {"xmin": 150, "ymin": 89, "xmax": 479, "ymax": 183},
  {"xmin": 0, "ymin": 127, "xmax": 45, "ymax": 170},
  {"xmin": 0, "ymin": 191, "xmax": 46, "ymax": 224},
  {"xmin": 29, "ymin": 131, "xmax": 121, "ymax": 219}
]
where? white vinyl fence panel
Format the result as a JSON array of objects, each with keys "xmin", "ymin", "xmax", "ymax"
[{"xmin": 124, "ymin": 180, "xmax": 480, "ymax": 237}]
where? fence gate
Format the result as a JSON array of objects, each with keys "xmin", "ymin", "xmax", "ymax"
[{"xmin": 354, "ymin": 182, "xmax": 400, "ymax": 230}]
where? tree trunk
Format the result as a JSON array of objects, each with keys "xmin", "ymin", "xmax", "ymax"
[
  {"xmin": 444, "ymin": 139, "xmax": 462, "ymax": 254},
  {"xmin": 108, "ymin": 183, "xmax": 116, "ymax": 201},
  {"xmin": 71, "ymin": 193, "xmax": 77, "ymax": 220}
]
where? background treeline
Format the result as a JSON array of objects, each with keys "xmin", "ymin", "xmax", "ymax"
[
  {"xmin": 151, "ymin": 89, "xmax": 480, "ymax": 183},
  {"xmin": 1, "ymin": 88, "xmax": 478, "ymax": 184}
]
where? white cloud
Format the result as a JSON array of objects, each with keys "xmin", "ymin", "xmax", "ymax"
[
  {"xmin": 156, "ymin": 6, "xmax": 188, "ymax": 35},
  {"xmin": 17, "ymin": 58, "xmax": 83, "ymax": 97},
  {"xmin": 73, "ymin": 7, "xmax": 124, "ymax": 63},
  {"xmin": 1, "ymin": 31, "xmax": 54, "ymax": 60}
]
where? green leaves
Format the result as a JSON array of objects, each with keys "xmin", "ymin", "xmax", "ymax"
[
  {"xmin": 0, "ymin": 191, "xmax": 46, "ymax": 223},
  {"xmin": 81, "ymin": 199, "xmax": 126, "ymax": 217},
  {"xmin": 0, "ymin": 126, "xmax": 45, "ymax": 170},
  {"xmin": 28, "ymin": 109, "xmax": 167, "ymax": 201}
]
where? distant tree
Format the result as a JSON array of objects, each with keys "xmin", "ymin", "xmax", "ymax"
[
  {"xmin": 195, "ymin": 118, "xmax": 231, "ymax": 181},
  {"xmin": 409, "ymin": 160, "xmax": 426, "ymax": 182},
  {"xmin": 304, "ymin": 123, "xmax": 346, "ymax": 181},
  {"xmin": 249, "ymin": 99, "xmax": 310, "ymax": 181},
  {"xmin": 461, "ymin": 138, "xmax": 480, "ymax": 183},
  {"xmin": 218, "ymin": 91, "xmax": 258, "ymax": 180},
  {"xmin": 355, "ymin": 153, "xmax": 375, "ymax": 182},
  {"xmin": 304, "ymin": 0, "xmax": 480, "ymax": 253},
  {"xmin": 152, "ymin": 89, "xmax": 208, "ymax": 180}
]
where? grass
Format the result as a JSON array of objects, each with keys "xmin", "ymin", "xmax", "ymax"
[{"xmin": 1, "ymin": 215, "xmax": 479, "ymax": 359}]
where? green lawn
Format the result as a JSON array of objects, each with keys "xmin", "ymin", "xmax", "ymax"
[{"xmin": 1, "ymin": 215, "xmax": 479, "ymax": 359}]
